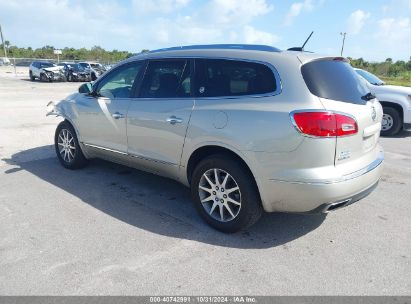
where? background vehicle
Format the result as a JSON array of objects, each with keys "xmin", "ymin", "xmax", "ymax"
[
  {"xmin": 78, "ymin": 62, "xmax": 106, "ymax": 80},
  {"xmin": 355, "ymin": 68, "xmax": 411, "ymax": 136},
  {"xmin": 47, "ymin": 45, "xmax": 383, "ymax": 233},
  {"xmin": 58, "ymin": 62, "xmax": 91, "ymax": 82},
  {"xmin": 0, "ymin": 57, "xmax": 11, "ymax": 65},
  {"xmin": 29, "ymin": 61, "xmax": 65, "ymax": 82}
]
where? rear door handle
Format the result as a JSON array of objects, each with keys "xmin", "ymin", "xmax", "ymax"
[
  {"xmin": 166, "ymin": 116, "xmax": 183, "ymax": 125},
  {"xmin": 112, "ymin": 112, "xmax": 125, "ymax": 119}
]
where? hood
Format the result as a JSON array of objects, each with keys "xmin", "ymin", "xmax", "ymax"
[
  {"xmin": 370, "ymin": 84, "xmax": 411, "ymax": 95},
  {"xmin": 43, "ymin": 66, "xmax": 63, "ymax": 72}
]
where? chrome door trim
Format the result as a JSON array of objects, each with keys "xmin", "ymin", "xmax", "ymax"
[
  {"xmin": 129, "ymin": 153, "xmax": 177, "ymax": 166},
  {"xmin": 83, "ymin": 143, "xmax": 127, "ymax": 155},
  {"xmin": 83, "ymin": 143, "xmax": 177, "ymax": 166}
]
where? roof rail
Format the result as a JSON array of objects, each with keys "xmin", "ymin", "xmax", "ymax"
[{"xmin": 148, "ymin": 44, "xmax": 281, "ymax": 54}]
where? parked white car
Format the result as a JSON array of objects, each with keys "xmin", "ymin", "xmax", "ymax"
[
  {"xmin": 29, "ymin": 61, "xmax": 66, "ymax": 82},
  {"xmin": 0, "ymin": 57, "xmax": 11, "ymax": 66},
  {"xmin": 355, "ymin": 68, "xmax": 411, "ymax": 136}
]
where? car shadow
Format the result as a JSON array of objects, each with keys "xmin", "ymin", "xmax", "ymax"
[
  {"xmin": 3, "ymin": 145, "xmax": 326, "ymax": 249},
  {"xmin": 385, "ymin": 130, "xmax": 411, "ymax": 138}
]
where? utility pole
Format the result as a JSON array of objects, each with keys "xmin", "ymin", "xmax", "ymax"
[
  {"xmin": 0, "ymin": 24, "xmax": 7, "ymax": 58},
  {"xmin": 340, "ymin": 32, "xmax": 346, "ymax": 56}
]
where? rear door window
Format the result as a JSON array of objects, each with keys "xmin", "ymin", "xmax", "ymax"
[
  {"xmin": 194, "ymin": 59, "xmax": 277, "ymax": 97},
  {"xmin": 301, "ymin": 60, "xmax": 369, "ymax": 104},
  {"xmin": 139, "ymin": 60, "xmax": 191, "ymax": 98}
]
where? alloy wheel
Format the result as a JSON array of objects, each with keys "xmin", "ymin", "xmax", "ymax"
[
  {"xmin": 198, "ymin": 168, "xmax": 242, "ymax": 222},
  {"xmin": 57, "ymin": 129, "xmax": 76, "ymax": 163}
]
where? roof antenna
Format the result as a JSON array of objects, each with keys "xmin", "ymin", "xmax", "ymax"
[{"xmin": 288, "ymin": 31, "xmax": 314, "ymax": 52}]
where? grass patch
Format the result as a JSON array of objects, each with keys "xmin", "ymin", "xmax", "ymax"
[{"xmin": 380, "ymin": 77, "xmax": 411, "ymax": 87}]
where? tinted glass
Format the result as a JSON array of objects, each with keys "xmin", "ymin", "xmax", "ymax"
[
  {"xmin": 194, "ymin": 59, "xmax": 276, "ymax": 97},
  {"xmin": 96, "ymin": 62, "xmax": 143, "ymax": 99},
  {"xmin": 139, "ymin": 60, "xmax": 191, "ymax": 98},
  {"xmin": 73, "ymin": 64, "xmax": 85, "ymax": 72},
  {"xmin": 355, "ymin": 69, "xmax": 384, "ymax": 86},
  {"xmin": 301, "ymin": 60, "xmax": 369, "ymax": 104},
  {"xmin": 39, "ymin": 62, "xmax": 55, "ymax": 68}
]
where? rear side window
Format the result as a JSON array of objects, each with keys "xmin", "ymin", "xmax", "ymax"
[
  {"xmin": 139, "ymin": 60, "xmax": 191, "ymax": 98},
  {"xmin": 301, "ymin": 60, "xmax": 369, "ymax": 104},
  {"xmin": 195, "ymin": 59, "xmax": 276, "ymax": 97}
]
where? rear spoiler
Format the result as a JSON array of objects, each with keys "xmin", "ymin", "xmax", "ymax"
[{"xmin": 297, "ymin": 55, "xmax": 350, "ymax": 65}]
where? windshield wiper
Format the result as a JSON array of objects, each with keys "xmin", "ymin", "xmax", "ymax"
[{"xmin": 361, "ymin": 92, "xmax": 376, "ymax": 101}]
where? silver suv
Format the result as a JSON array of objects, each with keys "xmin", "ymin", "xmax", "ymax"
[{"xmin": 47, "ymin": 44, "xmax": 384, "ymax": 232}]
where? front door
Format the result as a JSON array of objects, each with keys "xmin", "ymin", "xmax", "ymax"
[
  {"xmin": 76, "ymin": 61, "xmax": 145, "ymax": 154},
  {"xmin": 127, "ymin": 59, "xmax": 194, "ymax": 178}
]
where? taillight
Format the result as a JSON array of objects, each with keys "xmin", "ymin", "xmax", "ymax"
[{"xmin": 292, "ymin": 111, "xmax": 358, "ymax": 137}]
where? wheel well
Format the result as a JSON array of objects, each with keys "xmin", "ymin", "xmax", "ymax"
[
  {"xmin": 62, "ymin": 118, "xmax": 80, "ymax": 138},
  {"xmin": 380, "ymin": 101, "xmax": 404, "ymax": 121},
  {"xmin": 186, "ymin": 145, "xmax": 256, "ymax": 186}
]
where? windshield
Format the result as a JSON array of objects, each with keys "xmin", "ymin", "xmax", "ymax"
[
  {"xmin": 39, "ymin": 62, "xmax": 56, "ymax": 68},
  {"xmin": 355, "ymin": 69, "xmax": 384, "ymax": 86},
  {"xmin": 72, "ymin": 64, "xmax": 85, "ymax": 72},
  {"xmin": 302, "ymin": 59, "xmax": 370, "ymax": 105}
]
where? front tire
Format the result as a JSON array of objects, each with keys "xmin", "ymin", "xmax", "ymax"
[
  {"xmin": 191, "ymin": 154, "xmax": 263, "ymax": 233},
  {"xmin": 55, "ymin": 121, "xmax": 88, "ymax": 169},
  {"xmin": 381, "ymin": 107, "xmax": 402, "ymax": 136},
  {"xmin": 40, "ymin": 73, "xmax": 47, "ymax": 82}
]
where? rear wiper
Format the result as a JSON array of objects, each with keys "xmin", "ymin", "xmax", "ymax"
[{"xmin": 361, "ymin": 92, "xmax": 376, "ymax": 101}]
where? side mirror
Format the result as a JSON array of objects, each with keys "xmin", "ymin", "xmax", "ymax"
[{"xmin": 78, "ymin": 82, "xmax": 93, "ymax": 94}]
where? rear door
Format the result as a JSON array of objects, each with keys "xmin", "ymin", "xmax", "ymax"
[
  {"xmin": 126, "ymin": 59, "xmax": 194, "ymax": 178},
  {"xmin": 301, "ymin": 58, "xmax": 383, "ymax": 175}
]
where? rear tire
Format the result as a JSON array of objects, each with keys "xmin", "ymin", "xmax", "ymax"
[
  {"xmin": 190, "ymin": 154, "xmax": 263, "ymax": 233},
  {"xmin": 55, "ymin": 121, "xmax": 88, "ymax": 169},
  {"xmin": 381, "ymin": 107, "xmax": 402, "ymax": 136},
  {"xmin": 29, "ymin": 71, "xmax": 35, "ymax": 81}
]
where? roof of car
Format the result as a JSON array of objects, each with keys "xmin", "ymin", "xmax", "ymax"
[{"xmin": 148, "ymin": 44, "xmax": 281, "ymax": 53}]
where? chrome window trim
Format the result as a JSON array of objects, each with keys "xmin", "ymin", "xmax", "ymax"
[{"xmin": 128, "ymin": 56, "xmax": 282, "ymax": 100}]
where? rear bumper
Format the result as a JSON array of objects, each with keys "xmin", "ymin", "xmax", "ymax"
[
  {"xmin": 305, "ymin": 180, "xmax": 379, "ymax": 213},
  {"xmin": 259, "ymin": 150, "xmax": 383, "ymax": 213}
]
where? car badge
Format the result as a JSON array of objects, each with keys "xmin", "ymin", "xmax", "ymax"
[{"xmin": 371, "ymin": 106, "xmax": 376, "ymax": 121}]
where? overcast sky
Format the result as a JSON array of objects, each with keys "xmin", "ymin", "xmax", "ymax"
[{"xmin": 0, "ymin": 0, "xmax": 410, "ymax": 61}]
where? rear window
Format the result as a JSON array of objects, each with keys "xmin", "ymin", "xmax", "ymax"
[
  {"xmin": 195, "ymin": 59, "xmax": 276, "ymax": 97},
  {"xmin": 301, "ymin": 60, "xmax": 369, "ymax": 104}
]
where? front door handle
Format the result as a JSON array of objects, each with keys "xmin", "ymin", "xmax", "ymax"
[
  {"xmin": 112, "ymin": 112, "xmax": 125, "ymax": 119},
  {"xmin": 166, "ymin": 116, "xmax": 183, "ymax": 125}
]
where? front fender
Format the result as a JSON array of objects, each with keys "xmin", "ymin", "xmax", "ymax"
[{"xmin": 46, "ymin": 99, "xmax": 81, "ymax": 139}]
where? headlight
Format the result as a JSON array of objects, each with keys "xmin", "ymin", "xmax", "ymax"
[{"xmin": 72, "ymin": 72, "xmax": 78, "ymax": 76}]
